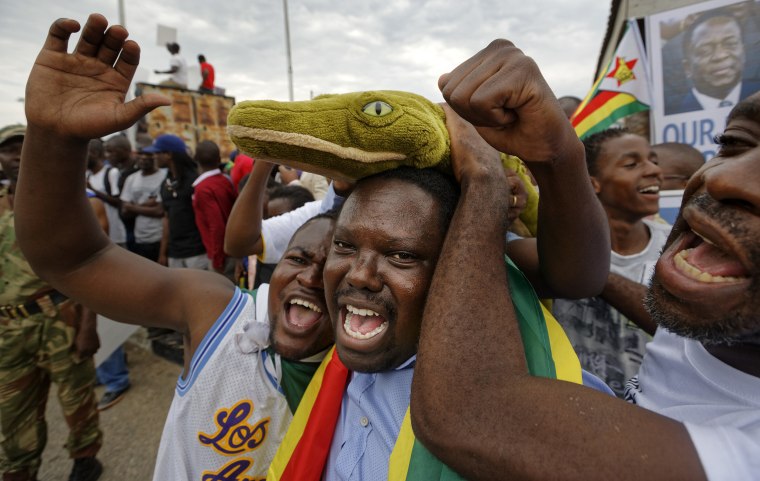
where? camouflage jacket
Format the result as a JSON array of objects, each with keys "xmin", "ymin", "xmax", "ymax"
[{"xmin": 0, "ymin": 188, "xmax": 48, "ymax": 305}]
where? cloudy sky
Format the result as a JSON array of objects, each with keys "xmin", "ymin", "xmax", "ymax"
[{"xmin": 0, "ymin": 0, "xmax": 611, "ymax": 127}]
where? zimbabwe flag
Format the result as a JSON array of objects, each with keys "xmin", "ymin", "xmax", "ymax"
[
  {"xmin": 572, "ymin": 19, "xmax": 651, "ymax": 139},
  {"xmin": 268, "ymin": 257, "xmax": 582, "ymax": 480}
]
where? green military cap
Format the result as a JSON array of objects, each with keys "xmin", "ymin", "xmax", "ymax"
[{"xmin": 0, "ymin": 124, "xmax": 26, "ymax": 147}]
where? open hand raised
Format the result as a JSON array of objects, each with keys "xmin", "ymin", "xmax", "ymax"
[{"xmin": 25, "ymin": 14, "xmax": 169, "ymax": 140}]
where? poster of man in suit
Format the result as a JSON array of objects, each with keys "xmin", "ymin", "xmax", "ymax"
[{"xmin": 649, "ymin": 0, "xmax": 760, "ymax": 158}]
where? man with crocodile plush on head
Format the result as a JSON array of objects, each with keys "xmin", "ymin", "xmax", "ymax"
[{"xmin": 259, "ymin": 43, "xmax": 611, "ymax": 479}]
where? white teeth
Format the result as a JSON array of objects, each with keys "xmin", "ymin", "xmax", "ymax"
[
  {"xmin": 638, "ymin": 185, "xmax": 660, "ymax": 194},
  {"xmin": 346, "ymin": 305, "xmax": 380, "ymax": 317},
  {"xmin": 673, "ymin": 249, "xmax": 744, "ymax": 283},
  {"xmin": 343, "ymin": 306, "xmax": 387, "ymax": 340},
  {"xmin": 289, "ymin": 298, "xmax": 322, "ymax": 313}
]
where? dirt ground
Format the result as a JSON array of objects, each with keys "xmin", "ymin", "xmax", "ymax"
[{"xmin": 38, "ymin": 331, "xmax": 182, "ymax": 480}]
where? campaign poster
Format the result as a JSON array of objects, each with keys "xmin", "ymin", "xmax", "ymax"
[
  {"xmin": 647, "ymin": 0, "xmax": 760, "ymax": 160},
  {"xmin": 658, "ymin": 189, "xmax": 684, "ymax": 225}
]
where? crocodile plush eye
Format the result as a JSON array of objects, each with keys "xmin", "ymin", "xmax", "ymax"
[{"xmin": 362, "ymin": 101, "xmax": 393, "ymax": 117}]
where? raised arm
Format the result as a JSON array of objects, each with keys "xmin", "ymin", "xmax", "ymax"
[
  {"xmin": 439, "ymin": 40, "xmax": 609, "ymax": 298},
  {"xmin": 411, "ymin": 39, "xmax": 704, "ymax": 481},
  {"xmin": 15, "ymin": 15, "xmax": 232, "ymax": 348},
  {"xmin": 526, "ymin": 136, "xmax": 609, "ymax": 298},
  {"xmin": 224, "ymin": 159, "xmax": 274, "ymax": 257}
]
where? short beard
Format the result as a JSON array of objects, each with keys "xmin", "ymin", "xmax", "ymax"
[
  {"xmin": 644, "ymin": 192, "xmax": 760, "ymax": 346},
  {"xmin": 645, "ymin": 283, "xmax": 760, "ymax": 346}
]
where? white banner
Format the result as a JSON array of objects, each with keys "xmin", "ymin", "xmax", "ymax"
[{"xmin": 94, "ymin": 315, "xmax": 140, "ymax": 367}]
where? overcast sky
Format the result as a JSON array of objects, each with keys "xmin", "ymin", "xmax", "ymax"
[{"xmin": 0, "ymin": 0, "xmax": 611, "ymax": 128}]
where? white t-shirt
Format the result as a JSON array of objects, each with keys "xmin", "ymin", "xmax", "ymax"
[
  {"xmin": 153, "ymin": 286, "xmax": 292, "ymax": 480},
  {"xmin": 88, "ymin": 166, "xmax": 126, "ymax": 244},
  {"xmin": 626, "ymin": 329, "xmax": 760, "ymax": 481},
  {"xmin": 120, "ymin": 169, "xmax": 167, "ymax": 244},
  {"xmin": 553, "ymin": 218, "xmax": 672, "ymax": 396},
  {"xmin": 611, "ymin": 219, "xmax": 671, "ymax": 285},
  {"xmin": 170, "ymin": 53, "xmax": 188, "ymax": 87},
  {"xmin": 291, "ymin": 172, "xmax": 329, "ymax": 200}
]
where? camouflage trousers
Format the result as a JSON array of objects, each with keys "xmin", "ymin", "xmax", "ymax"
[{"xmin": 0, "ymin": 302, "xmax": 102, "ymax": 480}]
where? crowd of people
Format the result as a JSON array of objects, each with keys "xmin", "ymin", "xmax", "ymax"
[{"xmin": 0, "ymin": 11, "xmax": 757, "ymax": 481}]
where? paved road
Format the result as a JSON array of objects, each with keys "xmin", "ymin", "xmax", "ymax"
[{"xmin": 38, "ymin": 330, "xmax": 182, "ymax": 480}]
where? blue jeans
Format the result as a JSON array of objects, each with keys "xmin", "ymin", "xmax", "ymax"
[{"xmin": 96, "ymin": 346, "xmax": 130, "ymax": 393}]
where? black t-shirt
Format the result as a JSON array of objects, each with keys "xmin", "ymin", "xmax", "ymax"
[{"xmin": 161, "ymin": 172, "xmax": 206, "ymax": 258}]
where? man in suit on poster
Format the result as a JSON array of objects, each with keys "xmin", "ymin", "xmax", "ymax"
[{"xmin": 667, "ymin": 8, "xmax": 760, "ymax": 115}]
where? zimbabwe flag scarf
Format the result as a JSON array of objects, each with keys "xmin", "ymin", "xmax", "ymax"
[{"xmin": 268, "ymin": 257, "xmax": 582, "ymax": 480}]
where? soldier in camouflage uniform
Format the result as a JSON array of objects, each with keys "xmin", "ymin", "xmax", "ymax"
[{"xmin": 0, "ymin": 125, "xmax": 103, "ymax": 481}]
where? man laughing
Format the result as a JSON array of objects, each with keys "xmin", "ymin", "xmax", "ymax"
[
  {"xmin": 412, "ymin": 93, "xmax": 760, "ymax": 480},
  {"xmin": 268, "ymin": 38, "xmax": 611, "ymax": 480}
]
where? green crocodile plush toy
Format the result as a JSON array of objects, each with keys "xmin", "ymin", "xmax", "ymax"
[{"xmin": 226, "ymin": 90, "xmax": 538, "ymax": 235}]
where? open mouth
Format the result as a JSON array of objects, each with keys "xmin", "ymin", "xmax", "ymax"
[
  {"xmin": 285, "ymin": 298, "xmax": 324, "ymax": 330},
  {"xmin": 638, "ymin": 185, "xmax": 660, "ymax": 195},
  {"xmin": 342, "ymin": 304, "xmax": 388, "ymax": 340},
  {"xmin": 671, "ymin": 229, "xmax": 749, "ymax": 283}
]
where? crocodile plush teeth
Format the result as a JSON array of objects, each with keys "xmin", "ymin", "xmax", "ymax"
[{"xmin": 289, "ymin": 298, "xmax": 322, "ymax": 313}]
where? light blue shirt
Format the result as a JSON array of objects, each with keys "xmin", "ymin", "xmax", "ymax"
[
  {"xmin": 321, "ymin": 357, "xmax": 612, "ymax": 481},
  {"xmin": 323, "ymin": 356, "xmax": 416, "ymax": 481}
]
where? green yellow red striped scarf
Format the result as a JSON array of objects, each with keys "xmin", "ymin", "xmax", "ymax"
[{"xmin": 269, "ymin": 257, "xmax": 582, "ymax": 480}]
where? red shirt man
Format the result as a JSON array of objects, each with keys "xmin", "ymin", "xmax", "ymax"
[
  {"xmin": 192, "ymin": 141, "xmax": 236, "ymax": 278},
  {"xmin": 198, "ymin": 54, "xmax": 215, "ymax": 93}
]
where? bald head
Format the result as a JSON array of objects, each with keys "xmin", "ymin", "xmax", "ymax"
[
  {"xmin": 558, "ymin": 96, "xmax": 582, "ymax": 119},
  {"xmin": 653, "ymin": 142, "xmax": 704, "ymax": 190},
  {"xmin": 195, "ymin": 140, "xmax": 221, "ymax": 170}
]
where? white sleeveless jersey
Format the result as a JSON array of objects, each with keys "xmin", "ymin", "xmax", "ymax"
[{"xmin": 152, "ymin": 286, "xmax": 292, "ymax": 481}]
